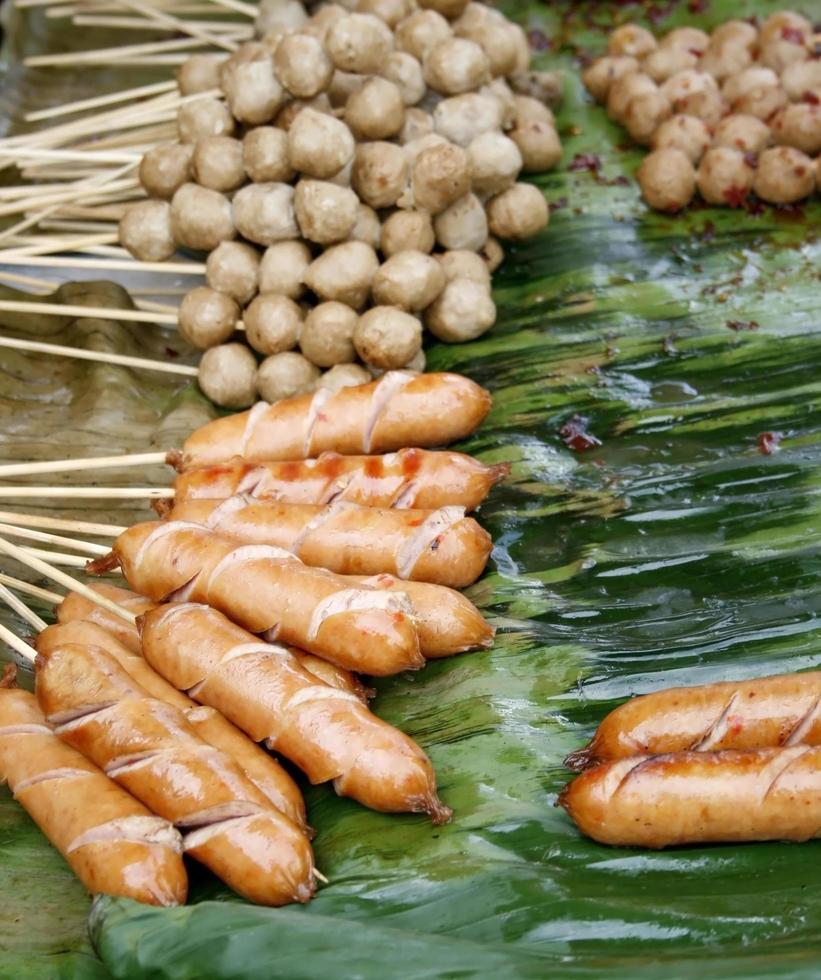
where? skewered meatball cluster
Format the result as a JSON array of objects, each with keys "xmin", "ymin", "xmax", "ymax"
[
  {"xmin": 582, "ymin": 11, "xmax": 820, "ymax": 214},
  {"xmin": 119, "ymin": 0, "xmax": 563, "ymax": 407}
]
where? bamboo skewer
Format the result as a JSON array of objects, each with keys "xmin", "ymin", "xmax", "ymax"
[
  {"xmin": 0, "ymin": 255, "xmax": 204, "ymax": 274},
  {"xmin": 0, "ymin": 338, "xmax": 199, "ymax": 378},
  {"xmin": 0, "ymin": 536, "xmax": 134, "ymax": 623},
  {"xmin": 0, "ymin": 453, "xmax": 167, "ymax": 479},
  {"xmin": 112, "ymin": 0, "xmax": 239, "ymax": 53},
  {"xmin": 0, "ymin": 487, "xmax": 175, "ymax": 499},
  {"xmin": 25, "ymin": 35, "xmax": 218, "ymax": 67},
  {"xmin": 0, "ymin": 583, "xmax": 48, "ymax": 632},
  {"xmin": 0, "ymin": 573, "xmax": 61, "ymax": 606},
  {"xmin": 18, "ymin": 546, "xmax": 88, "ymax": 567},
  {"xmin": 0, "ymin": 620, "xmax": 36, "ymax": 663},
  {"xmin": 0, "ymin": 523, "xmax": 111, "ymax": 556},
  {"xmin": 24, "ymin": 80, "xmax": 177, "ymax": 123},
  {"xmin": 0, "ymin": 510, "xmax": 125, "ymax": 536},
  {"xmin": 0, "ymin": 300, "xmax": 177, "ymax": 324}
]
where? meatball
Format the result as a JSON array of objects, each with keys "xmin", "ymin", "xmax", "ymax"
[
  {"xmin": 637, "ymin": 147, "xmax": 695, "ymax": 212},
  {"xmin": 696, "ymin": 147, "xmax": 755, "ymax": 206}
]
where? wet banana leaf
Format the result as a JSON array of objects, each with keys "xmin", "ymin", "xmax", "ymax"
[{"xmin": 2, "ymin": 0, "xmax": 821, "ymax": 977}]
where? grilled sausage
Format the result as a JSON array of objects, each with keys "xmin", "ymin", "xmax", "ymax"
[
  {"xmin": 139, "ymin": 602, "xmax": 452, "ymax": 824},
  {"xmin": 566, "ymin": 672, "xmax": 821, "ymax": 770},
  {"xmin": 89, "ymin": 521, "xmax": 424, "ymax": 676},
  {"xmin": 37, "ymin": 619, "xmax": 308, "ymax": 830},
  {"xmin": 180, "ymin": 371, "xmax": 492, "ymax": 468},
  {"xmin": 560, "ymin": 746, "xmax": 821, "ymax": 848},
  {"xmin": 57, "ymin": 583, "xmax": 371, "ymax": 700},
  {"xmin": 35, "ymin": 642, "xmax": 315, "ymax": 906},
  {"xmin": 170, "ymin": 449, "xmax": 508, "ymax": 511},
  {"xmin": 0, "ymin": 686, "xmax": 186, "ymax": 906},
  {"xmin": 165, "ymin": 496, "xmax": 492, "ymax": 588}
]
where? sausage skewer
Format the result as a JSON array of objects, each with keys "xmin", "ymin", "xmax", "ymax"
[
  {"xmin": 560, "ymin": 746, "xmax": 821, "ymax": 849},
  {"xmin": 37, "ymin": 619, "xmax": 309, "ymax": 831},
  {"xmin": 56, "ymin": 583, "xmax": 373, "ymax": 700},
  {"xmin": 0, "ymin": 680, "xmax": 188, "ymax": 906},
  {"xmin": 165, "ymin": 496, "xmax": 493, "ymax": 588},
  {"xmin": 35, "ymin": 640, "xmax": 316, "ymax": 906},
  {"xmin": 180, "ymin": 371, "xmax": 492, "ymax": 469},
  {"xmin": 168, "ymin": 449, "xmax": 509, "ymax": 510},
  {"xmin": 566, "ymin": 672, "xmax": 821, "ymax": 771},
  {"xmin": 139, "ymin": 602, "xmax": 452, "ymax": 824},
  {"xmin": 89, "ymin": 521, "xmax": 425, "ymax": 676}
]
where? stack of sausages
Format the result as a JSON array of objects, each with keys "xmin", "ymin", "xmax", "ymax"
[
  {"xmin": 560, "ymin": 671, "xmax": 821, "ymax": 848},
  {"xmin": 0, "ymin": 370, "xmax": 507, "ymax": 906}
]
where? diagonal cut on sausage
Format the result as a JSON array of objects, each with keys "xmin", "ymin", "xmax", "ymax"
[
  {"xmin": 179, "ymin": 372, "xmax": 492, "ymax": 469},
  {"xmin": 138, "ymin": 603, "xmax": 452, "ymax": 824},
  {"xmin": 35, "ymin": 642, "xmax": 316, "ymax": 906},
  {"xmin": 566, "ymin": 672, "xmax": 821, "ymax": 771},
  {"xmin": 0, "ymin": 686, "xmax": 187, "ymax": 906},
  {"xmin": 165, "ymin": 496, "xmax": 493, "ymax": 588},
  {"xmin": 37, "ymin": 619, "xmax": 308, "ymax": 831},
  {"xmin": 559, "ymin": 746, "xmax": 821, "ymax": 848},
  {"xmin": 170, "ymin": 449, "xmax": 509, "ymax": 511},
  {"xmin": 57, "ymin": 583, "xmax": 372, "ymax": 700},
  {"xmin": 89, "ymin": 521, "xmax": 424, "ymax": 676}
]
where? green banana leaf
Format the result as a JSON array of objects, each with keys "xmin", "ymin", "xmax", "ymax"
[{"xmin": 2, "ymin": 0, "xmax": 821, "ymax": 977}]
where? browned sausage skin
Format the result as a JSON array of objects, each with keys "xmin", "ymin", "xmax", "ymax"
[
  {"xmin": 566, "ymin": 672, "xmax": 821, "ymax": 771},
  {"xmin": 560, "ymin": 746, "xmax": 821, "ymax": 848},
  {"xmin": 165, "ymin": 496, "xmax": 492, "ymax": 588},
  {"xmin": 89, "ymin": 521, "xmax": 423, "ymax": 676},
  {"xmin": 139, "ymin": 602, "xmax": 452, "ymax": 824},
  {"xmin": 35, "ymin": 641, "xmax": 316, "ymax": 906},
  {"xmin": 180, "ymin": 372, "xmax": 492, "ymax": 468},
  {"xmin": 37, "ymin": 619, "xmax": 308, "ymax": 831},
  {"xmin": 57, "ymin": 583, "xmax": 371, "ymax": 700},
  {"xmin": 171, "ymin": 450, "xmax": 509, "ymax": 511},
  {"xmin": 0, "ymin": 686, "xmax": 187, "ymax": 906}
]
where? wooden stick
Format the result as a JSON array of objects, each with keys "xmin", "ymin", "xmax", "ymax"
[
  {"xmin": 206, "ymin": 0, "xmax": 257, "ymax": 17},
  {"xmin": 0, "ymin": 510, "xmax": 125, "ymax": 536},
  {"xmin": 0, "ymin": 536, "xmax": 135, "ymax": 624},
  {"xmin": 0, "ymin": 573, "xmax": 62, "ymax": 606},
  {"xmin": 0, "ymin": 338, "xmax": 198, "ymax": 378},
  {"xmin": 0, "ymin": 233, "xmax": 122, "ymax": 258},
  {"xmin": 0, "ymin": 487, "xmax": 174, "ymax": 499},
  {"xmin": 18, "ymin": 546, "xmax": 87, "ymax": 568},
  {"xmin": 0, "ymin": 583, "xmax": 48, "ymax": 632},
  {"xmin": 0, "ymin": 147, "xmax": 140, "ymax": 164},
  {"xmin": 24, "ymin": 80, "xmax": 177, "ymax": 123},
  {"xmin": 0, "ymin": 255, "xmax": 205, "ymax": 274},
  {"xmin": 0, "ymin": 523, "xmax": 110, "ymax": 556},
  {"xmin": 72, "ymin": 14, "xmax": 252, "ymax": 34},
  {"xmin": 113, "ymin": 0, "xmax": 239, "ymax": 53},
  {"xmin": 0, "ymin": 300, "xmax": 177, "ymax": 325},
  {"xmin": 24, "ymin": 35, "xmax": 215, "ymax": 67},
  {"xmin": 0, "ymin": 453, "xmax": 167, "ymax": 479},
  {"xmin": 0, "ymin": 620, "xmax": 36, "ymax": 663}
]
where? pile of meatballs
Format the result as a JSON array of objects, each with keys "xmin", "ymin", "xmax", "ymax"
[
  {"xmin": 119, "ymin": 0, "xmax": 562, "ymax": 408},
  {"xmin": 583, "ymin": 11, "xmax": 820, "ymax": 214}
]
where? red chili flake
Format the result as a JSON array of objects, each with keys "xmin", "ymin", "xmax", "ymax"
[
  {"xmin": 165, "ymin": 347, "xmax": 180, "ymax": 359},
  {"xmin": 569, "ymin": 153, "xmax": 601, "ymax": 173},
  {"xmin": 743, "ymin": 152, "xmax": 758, "ymax": 168},
  {"xmin": 688, "ymin": 0, "xmax": 709, "ymax": 14},
  {"xmin": 723, "ymin": 184, "xmax": 750, "ymax": 207},
  {"xmin": 781, "ymin": 27, "xmax": 805, "ymax": 43},
  {"xmin": 757, "ymin": 431, "xmax": 782, "ymax": 455},
  {"xmin": 560, "ymin": 415, "xmax": 602, "ymax": 453},
  {"xmin": 663, "ymin": 336, "xmax": 678, "ymax": 356},
  {"xmin": 527, "ymin": 29, "xmax": 551, "ymax": 51},
  {"xmin": 551, "ymin": 196, "xmax": 569, "ymax": 211},
  {"xmin": 726, "ymin": 319, "xmax": 760, "ymax": 331},
  {"xmin": 803, "ymin": 90, "xmax": 820, "ymax": 105}
]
